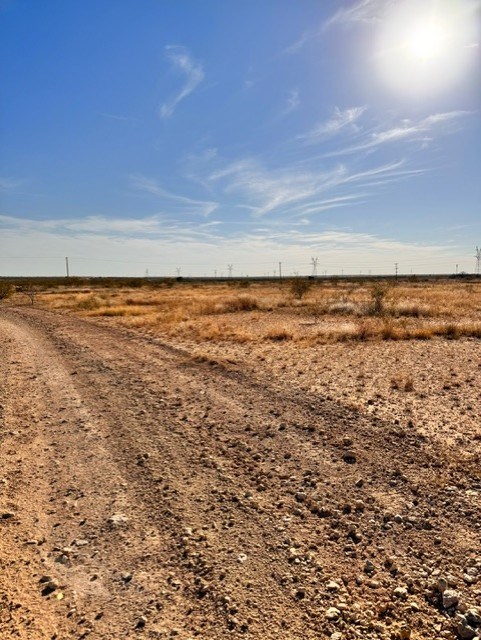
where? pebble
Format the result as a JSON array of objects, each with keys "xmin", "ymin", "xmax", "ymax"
[
  {"xmin": 325, "ymin": 607, "xmax": 341, "ymax": 620},
  {"xmin": 73, "ymin": 539, "xmax": 89, "ymax": 547},
  {"xmin": 442, "ymin": 589, "xmax": 460, "ymax": 609},
  {"xmin": 364, "ymin": 560, "xmax": 375, "ymax": 574},
  {"xmin": 393, "ymin": 587, "xmax": 408, "ymax": 599},
  {"xmin": 466, "ymin": 608, "xmax": 481, "ymax": 627},
  {"xmin": 134, "ymin": 616, "xmax": 147, "ymax": 630},
  {"xmin": 326, "ymin": 580, "xmax": 341, "ymax": 592},
  {"xmin": 108, "ymin": 513, "xmax": 129, "ymax": 527},
  {"xmin": 455, "ymin": 614, "xmax": 477, "ymax": 639},
  {"xmin": 367, "ymin": 579, "xmax": 381, "ymax": 589}
]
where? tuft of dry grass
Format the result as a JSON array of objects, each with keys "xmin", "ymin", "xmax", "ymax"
[{"xmin": 390, "ymin": 374, "xmax": 415, "ymax": 392}]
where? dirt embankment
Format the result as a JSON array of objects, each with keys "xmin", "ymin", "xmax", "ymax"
[{"xmin": 0, "ymin": 307, "xmax": 480, "ymax": 640}]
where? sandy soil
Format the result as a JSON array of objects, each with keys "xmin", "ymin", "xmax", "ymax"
[{"xmin": 1, "ymin": 306, "xmax": 480, "ymax": 640}]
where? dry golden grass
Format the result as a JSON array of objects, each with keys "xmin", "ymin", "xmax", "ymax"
[{"xmin": 28, "ymin": 279, "xmax": 481, "ymax": 345}]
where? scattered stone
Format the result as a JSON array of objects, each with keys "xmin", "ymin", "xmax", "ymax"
[
  {"xmin": 1, "ymin": 511, "xmax": 15, "ymax": 519},
  {"xmin": 364, "ymin": 560, "xmax": 375, "ymax": 574},
  {"xmin": 466, "ymin": 608, "xmax": 481, "ymax": 627},
  {"xmin": 134, "ymin": 616, "xmax": 147, "ymax": 630},
  {"xmin": 326, "ymin": 581, "xmax": 341, "ymax": 592},
  {"xmin": 330, "ymin": 633, "xmax": 343, "ymax": 640},
  {"xmin": 73, "ymin": 539, "xmax": 89, "ymax": 547},
  {"xmin": 39, "ymin": 576, "xmax": 59, "ymax": 597},
  {"xmin": 393, "ymin": 587, "xmax": 408, "ymax": 599},
  {"xmin": 108, "ymin": 513, "xmax": 129, "ymax": 528},
  {"xmin": 342, "ymin": 452, "xmax": 356, "ymax": 464},
  {"xmin": 442, "ymin": 589, "xmax": 460, "ymax": 609},
  {"xmin": 121, "ymin": 572, "xmax": 133, "ymax": 583},
  {"xmin": 325, "ymin": 607, "xmax": 341, "ymax": 621},
  {"xmin": 367, "ymin": 580, "xmax": 381, "ymax": 589},
  {"xmin": 455, "ymin": 614, "xmax": 477, "ymax": 639},
  {"xmin": 437, "ymin": 577, "xmax": 449, "ymax": 593},
  {"xmin": 237, "ymin": 553, "xmax": 248, "ymax": 563}
]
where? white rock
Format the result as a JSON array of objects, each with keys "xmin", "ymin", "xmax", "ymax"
[
  {"xmin": 325, "ymin": 607, "xmax": 341, "ymax": 620},
  {"xmin": 442, "ymin": 589, "xmax": 460, "ymax": 609},
  {"xmin": 108, "ymin": 513, "xmax": 129, "ymax": 527},
  {"xmin": 393, "ymin": 586, "xmax": 408, "ymax": 599}
]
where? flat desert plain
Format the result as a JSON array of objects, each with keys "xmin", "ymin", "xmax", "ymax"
[{"xmin": 1, "ymin": 279, "xmax": 480, "ymax": 640}]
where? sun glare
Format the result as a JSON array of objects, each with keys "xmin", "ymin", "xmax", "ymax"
[
  {"xmin": 375, "ymin": 0, "xmax": 478, "ymax": 98},
  {"xmin": 406, "ymin": 22, "xmax": 448, "ymax": 60}
]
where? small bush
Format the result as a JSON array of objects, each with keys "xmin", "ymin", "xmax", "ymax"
[
  {"xmin": 391, "ymin": 374, "xmax": 414, "ymax": 392},
  {"xmin": 328, "ymin": 301, "xmax": 359, "ymax": 315},
  {"xmin": 289, "ymin": 278, "xmax": 312, "ymax": 300},
  {"xmin": 222, "ymin": 295, "xmax": 259, "ymax": 313},
  {"xmin": 368, "ymin": 282, "xmax": 391, "ymax": 315},
  {"xmin": 264, "ymin": 328, "xmax": 293, "ymax": 341},
  {"xmin": 76, "ymin": 295, "xmax": 104, "ymax": 310},
  {"xmin": 0, "ymin": 281, "xmax": 14, "ymax": 301}
]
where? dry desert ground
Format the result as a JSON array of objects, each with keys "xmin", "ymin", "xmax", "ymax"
[{"xmin": 1, "ymin": 278, "xmax": 480, "ymax": 640}]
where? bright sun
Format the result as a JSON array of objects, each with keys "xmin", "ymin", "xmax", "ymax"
[
  {"xmin": 375, "ymin": 0, "xmax": 477, "ymax": 97},
  {"xmin": 405, "ymin": 22, "xmax": 449, "ymax": 60}
]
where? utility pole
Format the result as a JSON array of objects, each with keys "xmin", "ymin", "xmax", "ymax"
[
  {"xmin": 228, "ymin": 264, "xmax": 233, "ymax": 277},
  {"xmin": 475, "ymin": 247, "xmax": 481, "ymax": 275},
  {"xmin": 65, "ymin": 257, "xmax": 69, "ymax": 278},
  {"xmin": 311, "ymin": 257, "xmax": 318, "ymax": 277},
  {"xmin": 394, "ymin": 262, "xmax": 398, "ymax": 281},
  {"xmin": 456, "ymin": 264, "xmax": 458, "ymax": 276},
  {"xmin": 176, "ymin": 267, "xmax": 181, "ymax": 277},
  {"xmin": 278, "ymin": 261, "xmax": 282, "ymax": 280}
]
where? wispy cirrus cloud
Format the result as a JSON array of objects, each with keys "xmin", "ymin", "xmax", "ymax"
[
  {"xmin": 284, "ymin": 0, "xmax": 392, "ymax": 53},
  {"xmin": 282, "ymin": 89, "xmax": 300, "ymax": 117},
  {"xmin": 0, "ymin": 177, "xmax": 24, "ymax": 191},
  {"xmin": 299, "ymin": 106, "xmax": 366, "ymax": 144},
  {"xmin": 208, "ymin": 156, "xmax": 419, "ymax": 218},
  {"xmin": 130, "ymin": 174, "xmax": 218, "ymax": 216},
  {"xmin": 159, "ymin": 45, "xmax": 204, "ymax": 119},
  {"xmin": 1, "ymin": 213, "xmax": 461, "ymax": 277},
  {"xmin": 319, "ymin": 110, "xmax": 474, "ymax": 157},
  {"xmin": 323, "ymin": 0, "xmax": 393, "ymax": 30},
  {"xmin": 97, "ymin": 112, "xmax": 141, "ymax": 123}
]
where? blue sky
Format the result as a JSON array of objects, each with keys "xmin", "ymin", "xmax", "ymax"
[{"xmin": 1, "ymin": 0, "xmax": 480, "ymax": 277}]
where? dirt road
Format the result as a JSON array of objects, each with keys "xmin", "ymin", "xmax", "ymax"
[{"xmin": 1, "ymin": 307, "xmax": 480, "ymax": 639}]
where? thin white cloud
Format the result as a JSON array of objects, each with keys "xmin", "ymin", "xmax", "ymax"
[
  {"xmin": 283, "ymin": 31, "xmax": 313, "ymax": 55},
  {"xmin": 130, "ymin": 174, "xmax": 218, "ymax": 216},
  {"xmin": 299, "ymin": 106, "xmax": 366, "ymax": 144},
  {"xmin": 1, "ymin": 212, "xmax": 464, "ymax": 277},
  {"xmin": 318, "ymin": 110, "xmax": 474, "ymax": 157},
  {"xmin": 159, "ymin": 45, "xmax": 204, "ymax": 119},
  {"xmin": 282, "ymin": 89, "xmax": 300, "ymax": 117},
  {"xmin": 0, "ymin": 177, "xmax": 24, "ymax": 191},
  {"xmin": 208, "ymin": 156, "xmax": 414, "ymax": 217},
  {"xmin": 324, "ymin": 0, "xmax": 393, "ymax": 30},
  {"xmin": 97, "ymin": 112, "xmax": 141, "ymax": 123}
]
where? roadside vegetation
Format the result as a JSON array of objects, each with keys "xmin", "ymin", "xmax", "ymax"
[{"xmin": 3, "ymin": 277, "xmax": 481, "ymax": 344}]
